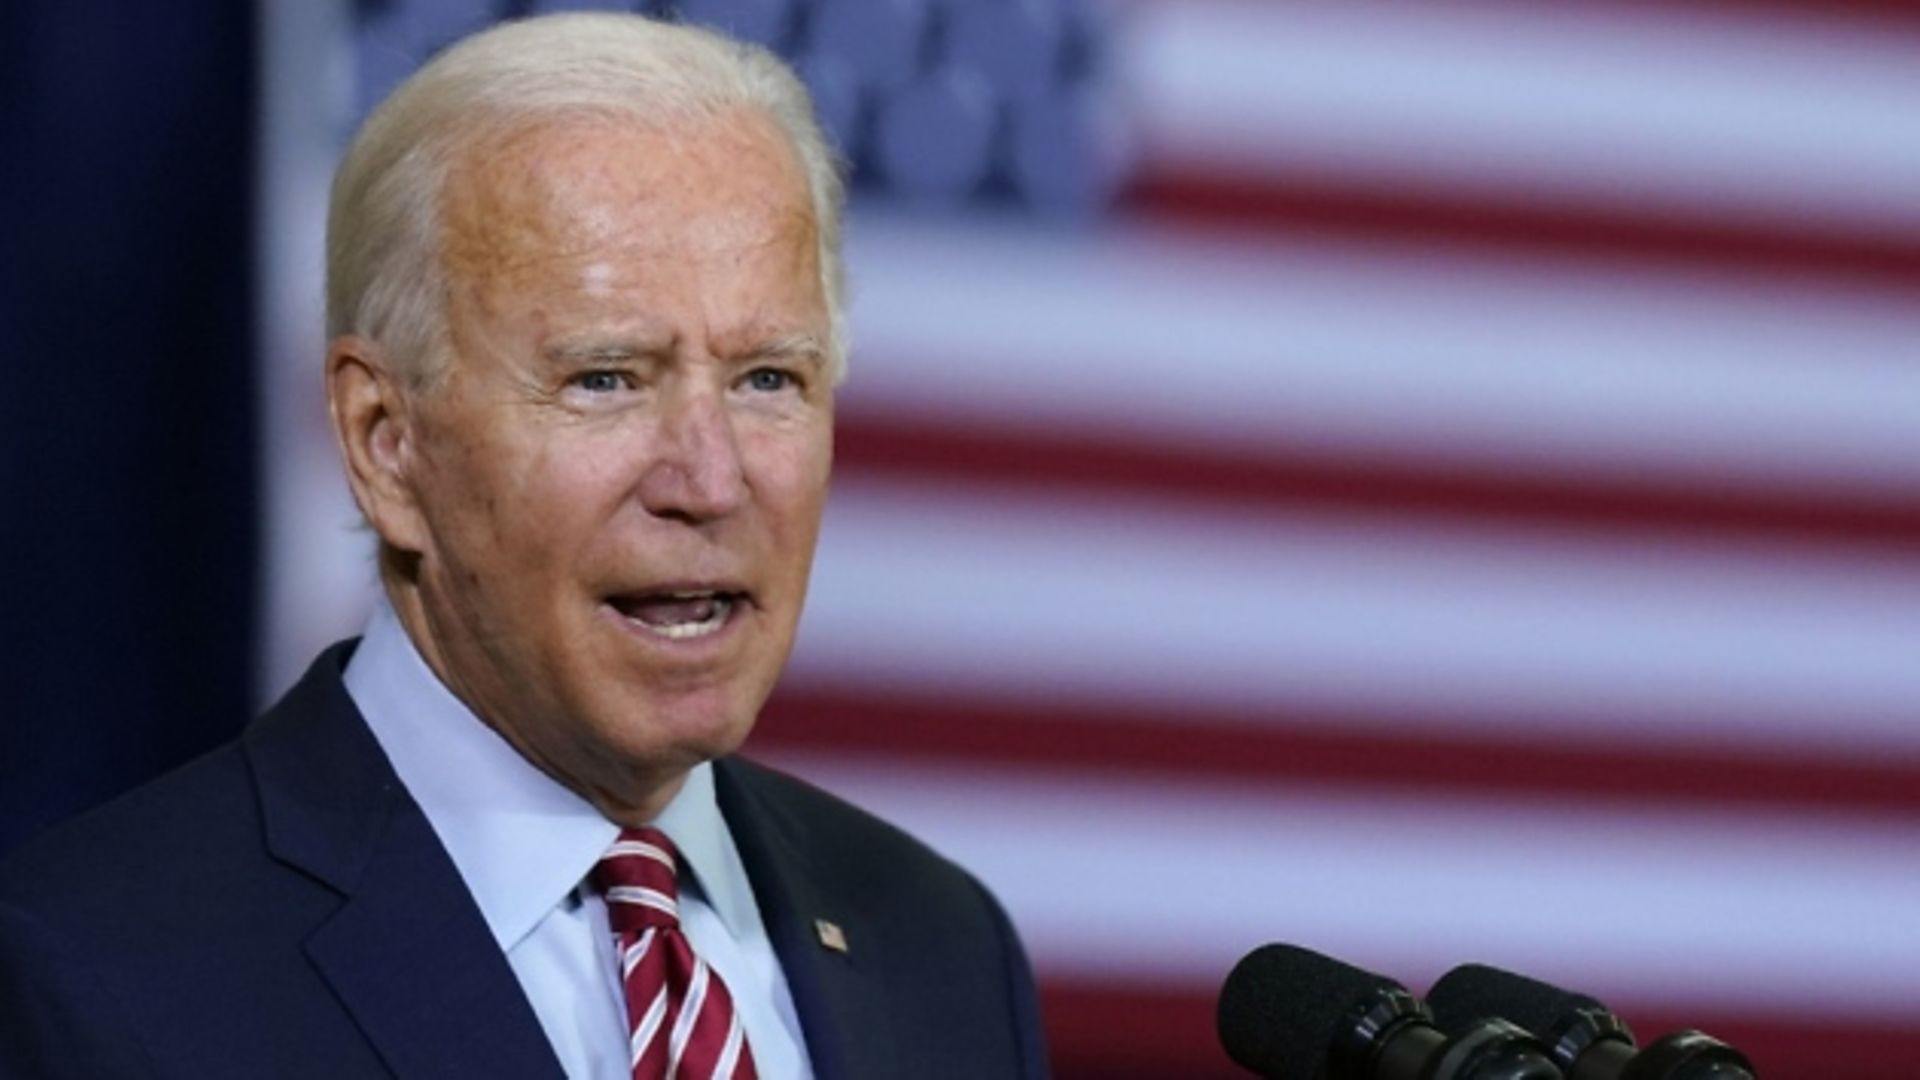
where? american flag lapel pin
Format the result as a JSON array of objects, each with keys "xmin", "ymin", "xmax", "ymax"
[{"xmin": 814, "ymin": 918, "xmax": 849, "ymax": 954}]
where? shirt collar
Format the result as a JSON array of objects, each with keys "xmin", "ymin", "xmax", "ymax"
[{"xmin": 342, "ymin": 598, "xmax": 750, "ymax": 950}]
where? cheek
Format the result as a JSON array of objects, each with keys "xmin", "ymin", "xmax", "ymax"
[
  {"xmin": 505, "ymin": 441, "xmax": 640, "ymax": 553},
  {"xmin": 425, "ymin": 430, "xmax": 611, "ymax": 566},
  {"xmin": 746, "ymin": 427, "xmax": 831, "ymax": 524}
]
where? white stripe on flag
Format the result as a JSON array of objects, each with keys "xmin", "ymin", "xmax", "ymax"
[
  {"xmin": 770, "ymin": 752, "xmax": 1920, "ymax": 1022},
  {"xmin": 793, "ymin": 477, "xmax": 1920, "ymax": 755},
  {"xmin": 843, "ymin": 219, "xmax": 1920, "ymax": 498},
  {"xmin": 1116, "ymin": 0, "xmax": 1920, "ymax": 235}
]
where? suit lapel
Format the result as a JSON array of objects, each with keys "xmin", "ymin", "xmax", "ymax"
[
  {"xmin": 302, "ymin": 802, "xmax": 565, "ymax": 1080},
  {"xmin": 716, "ymin": 757, "xmax": 896, "ymax": 1080},
  {"xmin": 244, "ymin": 643, "xmax": 565, "ymax": 1080}
]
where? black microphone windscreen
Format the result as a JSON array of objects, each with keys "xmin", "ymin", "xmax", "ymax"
[
  {"xmin": 1427, "ymin": 963, "xmax": 1608, "ymax": 1038},
  {"xmin": 1217, "ymin": 943, "xmax": 1405, "ymax": 1080}
]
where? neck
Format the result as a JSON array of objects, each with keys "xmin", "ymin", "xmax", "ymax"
[{"xmin": 375, "ymin": 576, "xmax": 689, "ymax": 826}]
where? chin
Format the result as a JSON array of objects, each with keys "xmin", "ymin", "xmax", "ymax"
[{"xmin": 604, "ymin": 691, "xmax": 758, "ymax": 765}]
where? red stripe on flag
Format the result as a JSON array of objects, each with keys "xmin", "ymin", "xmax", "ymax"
[
  {"xmin": 756, "ymin": 687, "xmax": 1920, "ymax": 818},
  {"xmin": 835, "ymin": 415, "xmax": 1920, "ymax": 554},
  {"xmin": 1040, "ymin": 978, "xmax": 1920, "ymax": 1080},
  {"xmin": 1125, "ymin": 169, "xmax": 1920, "ymax": 293},
  {"xmin": 1158, "ymin": 0, "xmax": 1920, "ymax": 23},
  {"xmin": 1614, "ymin": 0, "xmax": 1920, "ymax": 23},
  {"xmin": 1042, "ymin": 980, "xmax": 1235, "ymax": 1079}
]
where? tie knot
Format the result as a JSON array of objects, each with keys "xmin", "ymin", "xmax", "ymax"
[{"xmin": 592, "ymin": 827, "xmax": 681, "ymax": 935}]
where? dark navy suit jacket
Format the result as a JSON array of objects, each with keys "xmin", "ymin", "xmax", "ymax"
[{"xmin": 0, "ymin": 643, "xmax": 1049, "ymax": 1078}]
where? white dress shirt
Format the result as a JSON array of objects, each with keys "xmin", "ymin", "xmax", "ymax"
[{"xmin": 343, "ymin": 599, "xmax": 813, "ymax": 1079}]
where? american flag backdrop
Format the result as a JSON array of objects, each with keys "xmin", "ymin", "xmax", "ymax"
[{"xmin": 258, "ymin": 1, "xmax": 1920, "ymax": 1076}]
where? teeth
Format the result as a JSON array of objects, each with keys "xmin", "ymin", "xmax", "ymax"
[{"xmin": 632, "ymin": 596, "xmax": 733, "ymax": 640}]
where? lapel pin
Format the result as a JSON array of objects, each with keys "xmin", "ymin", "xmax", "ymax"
[{"xmin": 813, "ymin": 918, "xmax": 849, "ymax": 954}]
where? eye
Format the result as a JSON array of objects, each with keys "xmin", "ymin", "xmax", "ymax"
[
  {"xmin": 743, "ymin": 367, "xmax": 796, "ymax": 393},
  {"xmin": 571, "ymin": 370, "xmax": 629, "ymax": 394}
]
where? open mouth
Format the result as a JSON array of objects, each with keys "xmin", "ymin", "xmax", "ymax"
[{"xmin": 607, "ymin": 589, "xmax": 745, "ymax": 641}]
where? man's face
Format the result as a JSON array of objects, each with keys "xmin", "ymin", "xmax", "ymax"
[{"xmin": 394, "ymin": 110, "xmax": 833, "ymax": 817}]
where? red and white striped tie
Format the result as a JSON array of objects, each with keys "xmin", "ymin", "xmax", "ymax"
[{"xmin": 592, "ymin": 828, "xmax": 757, "ymax": 1080}]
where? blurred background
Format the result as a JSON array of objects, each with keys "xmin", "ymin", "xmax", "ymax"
[{"xmin": 6, "ymin": 0, "xmax": 1920, "ymax": 1075}]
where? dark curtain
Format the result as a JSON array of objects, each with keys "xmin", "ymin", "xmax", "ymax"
[{"xmin": 0, "ymin": 0, "xmax": 257, "ymax": 857}]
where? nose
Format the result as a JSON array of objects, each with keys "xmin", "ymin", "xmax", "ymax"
[{"xmin": 637, "ymin": 387, "xmax": 746, "ymax": 522}]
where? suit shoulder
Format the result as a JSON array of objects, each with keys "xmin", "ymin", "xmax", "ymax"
[
  {"xmin": 721, "ymin": 755, "xmax": 981, "ymax": 889},
  {"xmin": 0, "ymin": 640, "xmax": 368, "ymax": 924},
  {"xmin": 0, "ymin": 740, "xmax": 258, "ymax": 920},
  {"xmin": 720, "ymin": 756, "xmax": 1052, "ymax": 1077}
]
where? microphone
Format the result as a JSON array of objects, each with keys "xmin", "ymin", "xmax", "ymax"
[
  {"xmin": 1217, "ymin": 944, "xmax": 1564, "ymax": 1080},
  {"xmin": 1426, "ymin": 964, "xmax": 1756, "ymax": 1080},
  {"xmin": 1428, "ymin": 964, "xmax": 1636, "ymax": 1080}
]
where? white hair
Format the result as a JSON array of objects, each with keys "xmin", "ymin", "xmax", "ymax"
[{"xmin": 326, "ymin": 12, "xmax": 848, "ymax": 386}]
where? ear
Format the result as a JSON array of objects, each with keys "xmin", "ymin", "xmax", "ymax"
[{"xmin": 326, "ymin": 335, "xmax": 431, "ymax": 556}]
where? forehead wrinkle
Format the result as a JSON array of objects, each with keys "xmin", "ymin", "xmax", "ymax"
[
  {"xmin": 436, "ymin": 109, "xmax": 827, "ymax": 366},
  {"xmin": 441, "ymin": 108, "xmax": 809, "ymax": 272},
  {"xmin": 443, "ymin": 170, "xmax": 809, "ymax": 300},
  {"xmin": 438, "ymin": 121, "xmax": 651, "ymax": 287},
  {"xmin": 441, "ymin": 183, "xmax": 671, "ymax": 290}
]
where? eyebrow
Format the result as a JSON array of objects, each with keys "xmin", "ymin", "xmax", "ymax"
[
  {"xmin": 746, "ymin": 332, "xmax": 828, "ymax": 369},
  {"xmin": 543, "ymin": 336, "xmax": 672, "ymax": 365},
  {"xmin": 543, "ymin": 331, "xmax": 827, "ymax": 368}
]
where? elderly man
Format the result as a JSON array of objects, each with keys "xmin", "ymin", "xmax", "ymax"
[{"xmin": 0, "ymin": 14, "xmax": 1046, "ymax": 1080}]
